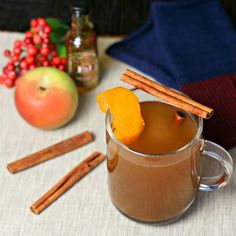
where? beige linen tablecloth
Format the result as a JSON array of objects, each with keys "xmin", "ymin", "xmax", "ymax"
[{"xmin": 0, "ymin": 32, "xmax": 235, "ymax": 236}]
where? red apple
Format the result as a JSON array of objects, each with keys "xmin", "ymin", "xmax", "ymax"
[{"xmin": 15, "ymin": 67, "xmax": 78, "ymax": 129}]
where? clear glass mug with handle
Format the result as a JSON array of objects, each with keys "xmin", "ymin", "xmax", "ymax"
[{"xmin": 105, "ymin": 89, "xmax": 233, "ymax": 224}]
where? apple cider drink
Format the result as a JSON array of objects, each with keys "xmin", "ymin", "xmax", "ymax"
[
  {"xmin": 97, "ymin": 72, "xmax": 232, "ymax": 224},
  {"xmin": 106, "ymin": 101, "xmax": 201, "ymax": 222}
]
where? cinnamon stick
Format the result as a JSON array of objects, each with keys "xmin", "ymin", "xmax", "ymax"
[
  {"xmin": 7, "ymin": 131, "xmax": 94, "ymax": 174},
  {"xmin": 30, "ymin": 151, "xmax": 105, "ymax": 215},
  {"xmin": 121, "ymin": 69, "xmax": 214, "ymax": 119}
]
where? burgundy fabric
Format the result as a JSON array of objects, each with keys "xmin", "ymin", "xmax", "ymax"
[{"xmin": 181, "ymin": 74, "xmax": 236, "ymax": 149}]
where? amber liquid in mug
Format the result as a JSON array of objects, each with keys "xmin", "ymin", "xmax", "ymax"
[{"xmin": 107, "ymin": 101, "xmax": 201, "ymax": 222}]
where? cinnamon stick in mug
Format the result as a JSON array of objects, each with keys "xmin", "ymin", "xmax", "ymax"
[
  {"xmin": 121, "ymin": 69, "xmax": 214, "ymax": 119},
  {"xmin": 30, "ymin": 151, "xmax": 106, "ymax": 215},
  {"xmin": 7, "ymin": 131, "xmax": 94, "ymax": 174}
]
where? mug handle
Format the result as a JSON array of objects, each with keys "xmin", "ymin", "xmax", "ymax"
[{"xmin": 199, "ymin": 140, "xmax": 233, "ymax": 192}]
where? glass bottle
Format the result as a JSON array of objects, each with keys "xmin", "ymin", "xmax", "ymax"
[{"xmin": 65, "ymin": 1, "xmax": 99, "ymax": 93}]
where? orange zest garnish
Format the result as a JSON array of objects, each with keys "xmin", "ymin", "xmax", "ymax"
[{"xmin": 96, "ymin": 87, "xmax": 145, "ymax": 145}]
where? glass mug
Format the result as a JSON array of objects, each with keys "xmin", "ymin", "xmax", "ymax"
[{"xmin": 105, "ymin": 89, "xmax": 233, "ymax": 224}]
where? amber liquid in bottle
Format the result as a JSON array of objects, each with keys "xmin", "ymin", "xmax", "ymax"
[{"xmin": 65, "ymin": 6, "xmax": 99, "ymax": 93}]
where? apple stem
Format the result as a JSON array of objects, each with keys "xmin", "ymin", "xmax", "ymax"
[{"xmin": 39, "ymin": 86, "xmax": 46, "ymax": 91}]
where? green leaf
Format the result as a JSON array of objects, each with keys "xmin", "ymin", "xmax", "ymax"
[
  {"xmin": 47, "ymin": 18, "xmax": 62, "ymax": 29},
  {"xmin": 56, "ymin": 44, "xmax": 67, "ymax": 58},
  {"xmin": 50, "ymin": 31, "xmax": 66, "ymax": 44},
  {"xmin": 46, "ymin": 18, "xmax": 69, "ymax": 44},
  {"xmin": 47, "ymin": 18, "xmax": 69, "ymax": 31}
]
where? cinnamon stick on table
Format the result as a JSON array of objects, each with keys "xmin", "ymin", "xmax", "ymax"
[
  {"xmin": 7, "ymin": 131, "xmax": 94, "ymax": 174},
  {"xmin": 121, "ymin": 69, "xmax": 214, "ymax": 119},
  {"xmin": 30, "ymin": 151, "xmax": 106, "ymax": 215}
]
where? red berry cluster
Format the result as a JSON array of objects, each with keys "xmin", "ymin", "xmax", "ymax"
[{"xmin": 0, "ymin": 18, "xmax": 67, "ymax": 88}]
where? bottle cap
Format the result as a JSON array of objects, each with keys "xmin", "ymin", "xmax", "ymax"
[{"xmin": 70, "ymin": 0, "xmax": 90, "ymax": 15}]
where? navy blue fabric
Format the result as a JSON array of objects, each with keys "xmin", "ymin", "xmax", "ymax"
[{"xmin": 106, "ymin": 0, "xmax": 236, "ymax": 89}]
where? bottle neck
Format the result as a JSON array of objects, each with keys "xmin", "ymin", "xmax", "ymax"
[{"xmin": 70, "ymin": 7, "xmax": 90, "ymax": 36}]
